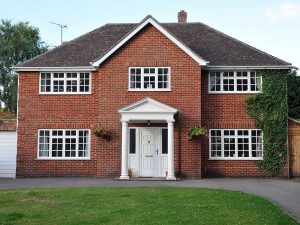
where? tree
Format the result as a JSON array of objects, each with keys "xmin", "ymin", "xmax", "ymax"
[
  {"xmin": 0, "ymin": 19, "xmax": 48, "ymax": 115},
  {"xmin": 287, "ymin": 69, "xmax": 300, "ymax": 119},
  {"xmin": 0, "ymin": 108, "xmax": 15, "ymax": 119}
]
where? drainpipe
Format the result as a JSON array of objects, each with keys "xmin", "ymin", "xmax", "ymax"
[
  {"xmin": 286, "ymin": 72, "xmax": 291, "ymax": 179},
  {"xmin": 287, "ymin": 119, "xmax": 290, "ymax": 179}
]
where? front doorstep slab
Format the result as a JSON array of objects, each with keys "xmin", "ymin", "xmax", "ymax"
[
  {"xmin": 115, "ymin": 177, "xmax": 180, "ymax": 181},
  {"xmin": 166, "ymin": 177, "xmax": 177, "ymax": 181},
  {"xmin": 130, "ymin": 177, "xmax": 166, "ymax": 181}
]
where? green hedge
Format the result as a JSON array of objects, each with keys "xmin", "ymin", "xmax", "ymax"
[{"xmin": 245, "ymin": 70, "xmax": 288, "ymax": 176}]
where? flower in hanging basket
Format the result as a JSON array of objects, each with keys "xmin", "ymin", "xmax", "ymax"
[
  {"xmin": 93, "ymin": 124, "xmax": 112, "ymax": 141},
  {"xmin": 104, "ymin": 131, "xmax": 113, "ymax": 141},
  {"xmin": 188, "ymin": 126, "xmax": 208, "ymax": 139}
]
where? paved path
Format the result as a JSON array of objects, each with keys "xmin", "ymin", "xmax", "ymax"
[{"xmin": 0, "ymin": 177, "xmax": 299, "ymax": 221}]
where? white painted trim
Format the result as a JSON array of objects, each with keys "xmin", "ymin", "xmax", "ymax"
[
  {"xmin": 37, "ymin": 129, "xmax": 91, "ymax": 160},
  {"xmin": 119, "ymin": 97, "xmax": 178, "ymax": 114},
  {"xmin": 204, "ymin": 65, "xmax": 294, "ymax": 70},
  {"xmin": 39, "ymin": 72, "xmax": 92, "ymax": 94},
  {"xmin": 209, "ymin": 129, "xmax": 263, "ymax": 160},
  {"xmin": 12, "ymin": 66, "xmax": 96, "ymax": 72},
  {"xmin": 92, "ymin": 17, "xmax": 208, "ymax": 66},
  {"xmin": 128, "ymin": 67, "xmax": 171, "ymax": 91}
]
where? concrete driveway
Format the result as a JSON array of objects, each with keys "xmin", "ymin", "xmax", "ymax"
[{"xmin": 0, "ymin": 177, "xmax": 299, "ymax": 221}]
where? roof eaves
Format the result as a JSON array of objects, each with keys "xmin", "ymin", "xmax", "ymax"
[{"xmin": 203, "ymin": 65, "xmax": 295, "ymax": 70}]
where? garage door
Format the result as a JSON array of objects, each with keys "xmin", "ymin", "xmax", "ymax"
[{"xmin": 0, "ymin": 131, "xmax": 17, "ymax": 178}]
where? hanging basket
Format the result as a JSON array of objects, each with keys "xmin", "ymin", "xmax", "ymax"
[{"xmin": 93, "ymin": 124, "xmax": 113, "ymax": 141}]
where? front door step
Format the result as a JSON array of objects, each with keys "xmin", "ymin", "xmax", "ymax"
[{"xmin": 115, "ymin": 177, "xmax": 180, "ymax": 181}]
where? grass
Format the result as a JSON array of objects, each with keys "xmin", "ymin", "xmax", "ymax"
[{"xmin": 0, "ymin": 187, "xmax": 298, "ymax": 225}]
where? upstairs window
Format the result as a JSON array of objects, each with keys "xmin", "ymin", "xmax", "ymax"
[
  {"xmin": 129, "ymin": 67, "xmax": 170, "ymax": 91},
  {"xmin": 209, "ymin": 71, "xmax": 262, "ymax": 93},
  {"xmin": 40, "ymin": 72, "xmax": 91, "ymax": 94}
]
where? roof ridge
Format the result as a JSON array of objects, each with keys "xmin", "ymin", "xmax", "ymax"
[
  {"xmin": 106, "ymin": 22, "xmax": 137, "ymax": 25},
  {"xmin": 15, "ymin": 23, "xmax": 110, "ymax": 67},
  {"xmin": 196, "ymin": 21, "xmax": 291, "ymax": 65}
]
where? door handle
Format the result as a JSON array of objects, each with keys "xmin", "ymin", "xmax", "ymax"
[{"xmin": 156, "ymin": 149, "xmax": 158, "ymax": 155}]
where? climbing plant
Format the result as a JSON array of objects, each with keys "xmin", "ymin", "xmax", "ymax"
[{"xmin": 245, "ymin": 70, "xmax": 288, "ymax": 176}]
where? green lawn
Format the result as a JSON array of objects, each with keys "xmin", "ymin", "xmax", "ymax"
[{"xmin": 0, "ymin": 187, "xmax": 298, "ymax": 225}]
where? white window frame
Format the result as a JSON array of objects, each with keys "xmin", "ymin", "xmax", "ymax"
[
  {"xmin": 39, "ymin": 72, "xmax": 92, "ymax": 94},
  {"xmin": 208, "ymin": 71, "xmax": 262, "ymax": 94},
  {"xmin": 128, "ymin": 67, "xmax": 171, "ymax": 91},
  {"xmin": 37, "ymin": 129, "xmax": 91, "ymax": 160},
  {"xmin": 209, "ymin": 129, "xmax": 263, "ymax": 160}
]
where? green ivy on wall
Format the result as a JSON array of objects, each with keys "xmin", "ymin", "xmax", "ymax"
[{"xmin": 245, "ymin": 70, "xmax": 289, "ymax": 176}]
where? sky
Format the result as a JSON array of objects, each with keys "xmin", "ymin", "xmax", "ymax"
[{"xmin": 1, "ymin": 0, "xmax": 299, "ymax": 68}]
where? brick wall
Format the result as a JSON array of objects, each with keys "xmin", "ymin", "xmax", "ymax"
[
  {"xmin": 17, "ymin": 24, "xmax": 202, "ymax": 178},
  {"xmin": 201, "ymin": 70, "xmax": 273, "ymax": 177},
  {"xmin": 97, "ymin": 24, "xmax": 202, "ymax": 177},
  {"xmin": 17, "ymin": 71, "xmax": 99, "ymax": 177}
]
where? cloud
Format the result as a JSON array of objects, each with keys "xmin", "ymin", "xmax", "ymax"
[{"xmin": 266, "ymin": 2, "xmax": 300, "ymax": 22}]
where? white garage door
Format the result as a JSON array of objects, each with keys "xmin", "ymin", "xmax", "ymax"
[{"xmin": 0, "ymin": 131, "xmax": 17, "ymax": 178}]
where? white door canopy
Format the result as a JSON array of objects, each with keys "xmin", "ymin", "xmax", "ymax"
[{"xmin": 118, "ymin": 97, "xmax": 178, "ymax": 122}]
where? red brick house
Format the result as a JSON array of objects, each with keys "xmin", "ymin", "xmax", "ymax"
[{"xmin": 13, "ymin": 11, "xmax": 293, "ymax": 179}]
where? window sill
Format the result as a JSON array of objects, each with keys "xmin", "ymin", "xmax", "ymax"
[
  {"xmin": 128, "ymin": 89, "xmax": 172, "ymax": 92},
  {"xmin": 39, "ymin": 92, "xmax": 92, "ymax": 95},
  {"xmin": 209, "ymin": 157, "xmax": 263, "ymax": 161},
  {"xmin": 208, "ymin": 91, "xmax": 261, "ymax": 94},
  {"xmin": 36, "ymin": 158, "xmax": 91, "ymax": 160}
]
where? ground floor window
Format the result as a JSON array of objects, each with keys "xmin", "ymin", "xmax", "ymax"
[
  {"xmin": 210, "ymin": 129, "xmax": 263, "ymax": 160},
  {"xmin": 38, "ymin": 129, "xmax": 90, "ymax": 159}
]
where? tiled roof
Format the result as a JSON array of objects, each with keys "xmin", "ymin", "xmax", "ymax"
[
  {"xmin": 0, "ymin": 120, "xmax": 17, "ymax": 131},
  {"xmin": 17, "ymin": 19, "xmax": 291, "ymax": 68}
]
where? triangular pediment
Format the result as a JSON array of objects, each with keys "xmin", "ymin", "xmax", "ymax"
[
  {"xmin": 119, "ymin": 97, "xmax": 177, "ymax": 114},
  {"xmin": 91, "ymin": 16, "xmax": 208, "ymax": 67}
]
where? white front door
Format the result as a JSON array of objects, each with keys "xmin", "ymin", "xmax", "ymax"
[{"xmin": 140, "ymin": 129, "xmax": 158, "ymax": 177}]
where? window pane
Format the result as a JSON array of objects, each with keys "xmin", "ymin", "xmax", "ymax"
[
  {"xmin": 251, "ymin": 129, "xmax": 263, "ymax": 158},
  {"xmin": 40, "ymin": 73, "xmax": 51, "ymax": 92},
  {"xmin": 39, "ymin": 130, "xmax": 50, "ymax": 157},
  {"xmin": 129, "ymin": 129, "xmax": 136, "ymax": 154},
  {"xmin": 162, "ymin": 129, "xmax": 168, "ymax": 154},
  {"xmin": 210, "ymin": 129, "xmax": 222, "ymax": 157},
  {"xmin": 79, "ymin": 73, "xmax": 90, "ymax": 93}
]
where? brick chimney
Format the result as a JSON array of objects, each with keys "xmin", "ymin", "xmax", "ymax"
[{"xmin": 178, "ymin": 10, "xmax": 187, "ymax": 23}]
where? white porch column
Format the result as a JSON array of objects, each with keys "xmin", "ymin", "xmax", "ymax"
[
  {"xmin": 120, "ymin": 120, "xmax": 129, "ymax": 180},
  {"xmin": 166, "ymin": 120, "xmax": 176, "ymax": 180}
]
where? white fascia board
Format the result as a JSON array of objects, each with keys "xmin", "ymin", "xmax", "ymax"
[
  {"xmin": 11, "ymin": 66, "xmax": 96, "ymax": 72},
  {"xmin": 204, "ymin": 65, "xmax": 295, "ymax": 70},
  {"xmin": 118, "ymin": 97, "xmax": 178, "ymax": 114},
  {"xmin": 92, "ymin": 17, "xmax": 208, "ymax": 66}
]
